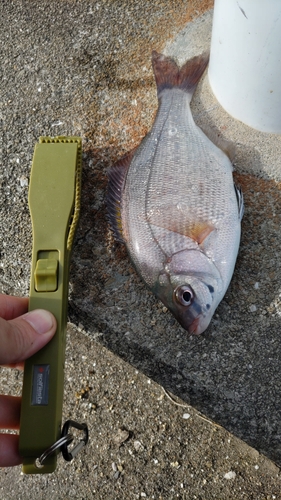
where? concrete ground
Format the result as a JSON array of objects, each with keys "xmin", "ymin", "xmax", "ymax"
[{"xmin": 1, "ymin": 1, "xmax": 281, "ymax": 498}]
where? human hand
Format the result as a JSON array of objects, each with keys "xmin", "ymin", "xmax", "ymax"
[{"xmin": 0, "ymin": 294, "xmax": 56, "ymax": 467}]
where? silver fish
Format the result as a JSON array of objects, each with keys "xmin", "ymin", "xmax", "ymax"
[{"xmin": 107, "ymin": 51, "xmax": 243, "ymax": 334}]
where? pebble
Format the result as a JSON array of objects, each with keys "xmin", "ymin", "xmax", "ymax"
[
  {"xmin": 104, "ymin": 273, "xmax": 129, "ymax": 290},
  {"xmin": 171, "ymin": 461, "xmax": 181, "ymax": 469},
  {"xmin": 113, "ymin": 428, "xmax": 130, "ymax": 447},
  {"xmin": 134, "ymin": 440, "xmax": 144, "ymax": 451},
  {"xmin": 19, "ymin": 176, "xmax": 28, "ymax": 187},
  {"xmin": 224, "ymin": 471, "xmax": 236, "ymax": 480}
]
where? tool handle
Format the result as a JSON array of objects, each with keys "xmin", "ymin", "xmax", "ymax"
[{"xmin": 19, "ymin": 138, "xmax": 82, "ymax": 474}]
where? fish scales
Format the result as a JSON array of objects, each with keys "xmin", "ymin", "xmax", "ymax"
[{"xmin": 107, "ymin": 51, "xmax": 243, "ymax": 334}]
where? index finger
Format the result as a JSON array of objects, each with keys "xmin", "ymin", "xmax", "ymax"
[
  {"xmin": 0, "ymin": 294, "xmax": 28, "ymax": 321},
  {"xmin": 0, "ymin": 434, "xmax": 22, "ymax": 467}
]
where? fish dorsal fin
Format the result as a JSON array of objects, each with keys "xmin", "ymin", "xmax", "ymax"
[
  {"xmin": 106, "ymin": 149, "xmax": 135, "ymax": 242},
  {"xmin": 147, "ymin": 207, "xmax": 215, "ymax": 244},
  {"xmin": 152, "ymin": 51, "xmax": 209, "ymax": 97}
]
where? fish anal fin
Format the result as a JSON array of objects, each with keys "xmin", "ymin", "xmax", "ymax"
[{"xmin": 106, "ymin": 149, "xmax": 136, "ymax": 242}]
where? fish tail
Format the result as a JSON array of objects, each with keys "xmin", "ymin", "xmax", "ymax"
[{"xmin": 152, "ymin": 51, "xmax": 209, "ymax": 97}]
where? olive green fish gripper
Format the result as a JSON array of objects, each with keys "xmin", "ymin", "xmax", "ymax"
[{"xmin": 19, "ymin": 136, "xmax": 83, "ymax": 474}]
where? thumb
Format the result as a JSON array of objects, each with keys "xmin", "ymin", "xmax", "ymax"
[{"xmin": 0, "ymin": 310, "xmax": 57, "ymax": 365}]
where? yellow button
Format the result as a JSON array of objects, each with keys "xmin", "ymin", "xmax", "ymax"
[{"xmin": 34, "ymin": 259, "xmax": 58, "ymax": 292}]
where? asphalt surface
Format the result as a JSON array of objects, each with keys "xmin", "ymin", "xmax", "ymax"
[{"xmin": 1, "ymin": 1, "xmax": 281, "ymax": 498}]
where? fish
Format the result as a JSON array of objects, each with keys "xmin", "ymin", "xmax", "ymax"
[{"xmin": 106, "ymin": 51, "xmax": 244, "ymax": 334}]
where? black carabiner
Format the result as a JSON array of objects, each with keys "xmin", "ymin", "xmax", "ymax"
[{"xmin": 61, "ymin": 420, "xmax": 89, "ymax": 462}]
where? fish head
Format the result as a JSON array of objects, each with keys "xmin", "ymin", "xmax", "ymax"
[
  {"xmin": 171, "ymin": 279, "xmax": 217, "ymax": 334},
  {"xmin": 155, "ymin": 249, "xmax": 223, "ymax": 334}
]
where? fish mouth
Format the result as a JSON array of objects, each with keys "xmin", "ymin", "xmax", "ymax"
[{"xmin": 187, "ymin": 317, "xmax": 200, "ymax": 335}]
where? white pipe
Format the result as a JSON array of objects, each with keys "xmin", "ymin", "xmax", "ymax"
[{"xmin": 208, "ymin": 0, "xmax": 281, "ymax": 133}]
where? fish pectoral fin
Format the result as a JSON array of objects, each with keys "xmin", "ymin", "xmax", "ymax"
[
  {"xmin": 234, "ymin": 183, "xmax": 244, "ymax": 221},
  {"xmin": 186, "ymin": 222, "xmax": 215, "ymax": 244},
  {"xmin": 148, "ymin": 210, "xmax": 215, "ymax": 243},
  {"xmin": 106, "ymin": 148, "xmax": 136, "ymax": 243}
]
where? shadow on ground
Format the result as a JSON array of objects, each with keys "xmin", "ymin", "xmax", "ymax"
[{"xmin": 69, "ymin": 144, "xmax": 281, "ymax": 466}]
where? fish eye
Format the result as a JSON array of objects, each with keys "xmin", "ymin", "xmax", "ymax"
[{"xmin": 175, "ymin": 286, "xmax": 193, "ymax": 306}]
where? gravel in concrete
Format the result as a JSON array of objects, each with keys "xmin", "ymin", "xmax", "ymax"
[{"xmin": 1, "ymin": 1, "xmax": 281, "ymax": 498}]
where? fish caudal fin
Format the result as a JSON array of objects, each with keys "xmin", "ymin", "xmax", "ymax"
[
  {"xmin": 152, "ymin": 50, "xmax": 209, "ymax": 97},
  {"xmin": 106, "ymin": 149, "xmax": 135, "ymax": 243}
]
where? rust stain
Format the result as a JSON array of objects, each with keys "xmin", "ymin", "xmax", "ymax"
[
  {"xmin": 82, "ymin": 1, "xmax": 217, "ymax": 262},
  {"xmin": 84, "ymin": 1, "xmax": 214, "ymax": 153},
  {"xmin": 115, "ymin": 2, "xmax": 214, "ymax": 149}
]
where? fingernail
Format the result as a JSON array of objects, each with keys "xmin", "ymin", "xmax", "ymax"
[{"xmin": 22, "ymin": 309, "xmax": 55, "ymax": 334}]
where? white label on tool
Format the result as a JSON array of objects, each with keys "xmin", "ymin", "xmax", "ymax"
[{"xmin": 31, "ymin": 364, "xmax": 50, "ymax": 405}]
